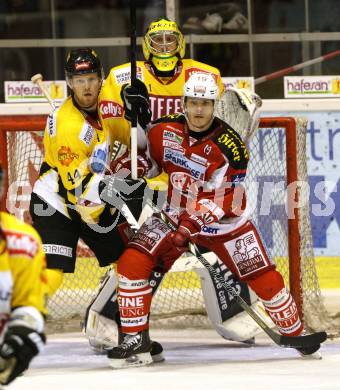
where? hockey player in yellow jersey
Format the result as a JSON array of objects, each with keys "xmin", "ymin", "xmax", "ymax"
[
  {"xmin": 83, "ymin": 18, "xmax": 226, "ymax": 354},
  {"xmin": 99, "ymin": 17, "xmax": 224, "ymax": 130},
  {"xmin": 30, "ymin": 48, "xmax": 148, "ymax": 296},
  {"xmin": 88, "ymin": 19, "xmax": 275, "ymax": 356},
  {"xmin": 29, "ymin": 48, "xmax": 163, "ymax": 361},
  {"xmin": 0, "ymin": 163, "xmax": 47, "ymax": 385}
]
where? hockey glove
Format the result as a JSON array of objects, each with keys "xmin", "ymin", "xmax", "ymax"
[
  {"xmin": 110, "ymin": 150, "xmax": 152, "ymax": 178},
  {"xmin": 99, "ymin": 174, "xmax": 147, "ymax": 207},
  {"xmin": 0, "ymin": 326, "xmax": 46, "ymax": 385},
  {"xmin": 172, "ymin": 202, "xmax": 222, "ymax": 247},
  {"xmin": 120, "ymin": 79, "xmax": 152, "ymax": 128}
]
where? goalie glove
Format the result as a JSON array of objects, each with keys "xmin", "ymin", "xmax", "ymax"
[
  {"xmin": 0, "ymin": 307, "xmax": 46, "ymax": 385},
  {"xmin": 120, "ymin": 79, "xmax": 152, "ymax": 128},
  {"xmin": 215, "ymin": 87, "xmax": 262, "ymax": 142}
]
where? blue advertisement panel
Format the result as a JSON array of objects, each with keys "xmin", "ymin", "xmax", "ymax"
[{"xmin": 262, "ymin": 110, "xmax": 340, "ymax": 256}]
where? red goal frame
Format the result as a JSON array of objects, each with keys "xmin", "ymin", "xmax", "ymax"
[{"xmin": 0, "ymin": 115, "xmax": 304, "ymax": 323}]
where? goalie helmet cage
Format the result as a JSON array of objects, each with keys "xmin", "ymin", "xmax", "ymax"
[{"xmin": 0, "ymin": 114, "xmax": 334, "ymax": 335}]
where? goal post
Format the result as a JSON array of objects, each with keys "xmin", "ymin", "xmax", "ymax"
[{"xmin": 0, "ymin": 107, "xmax": 331, "ymax": 333}]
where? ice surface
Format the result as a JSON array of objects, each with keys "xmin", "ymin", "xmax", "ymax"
[{"xmin": 7, "ymin": 329, "xmax": 340, "ymax": 390}]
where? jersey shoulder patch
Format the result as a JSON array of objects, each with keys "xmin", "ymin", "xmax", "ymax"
[
  {"xmin": 152, "ymin": 113, "xmax": 185, "ymax": 125},
  {"xmin": 213, "ymin": 125, "xmax": 249, "ymax": 169},
  {"xmin": 109, "ymin": 62, "xmax": 145, "ymax": 86}
]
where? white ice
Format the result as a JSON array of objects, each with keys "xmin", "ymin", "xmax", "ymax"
[{"xmin": 7, "ymin": 329, "xmax": 340, "ymax": 390}]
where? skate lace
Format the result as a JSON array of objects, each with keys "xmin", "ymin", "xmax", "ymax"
[{"xmin": 121, "ymin": 334, "xmax": 140, "ymax": 350}]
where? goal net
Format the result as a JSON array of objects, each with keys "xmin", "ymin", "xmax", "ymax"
[{"xmin": 0, "ymin": 106, "xmax": 334, "ymax": 335}]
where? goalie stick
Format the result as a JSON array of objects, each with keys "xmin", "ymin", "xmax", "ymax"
[{"xmin": 144, "ymin": 200, "xmax": 327, "ymax": 350}]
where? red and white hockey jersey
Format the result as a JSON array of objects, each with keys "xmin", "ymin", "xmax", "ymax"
[{"xmin": 147, "ymin": 113, "xmax": 249, "ymax": 227}]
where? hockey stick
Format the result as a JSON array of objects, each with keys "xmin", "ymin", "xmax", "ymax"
[
  {"xmin": 0, "ymin": 356, "xmax": 16, "ymax": 385},
  {"xmin": 31, "ymin": 74, "xmax": 56, "ymax": 110},
  {"xmin": 129, "ymin": 0, "xmax": 138, "ymax": 180},
  {"xmin": 99, "ymin": 181, "xmax": 327, "ymax": 349},
  {"xmin": 145, "ymin": 200, "xmax": 327, "ymax": 350}
]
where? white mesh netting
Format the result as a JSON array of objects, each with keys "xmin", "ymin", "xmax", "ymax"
[{"xmin": 2, "ymin": 115, "xmax": 338, "ymax": 336}]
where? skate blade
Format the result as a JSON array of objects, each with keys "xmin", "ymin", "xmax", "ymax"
[
  {"xmin": 151, "ymin": 352, "xmax": 165, "ymax": 363},
  {"xmin": 109, "ymin": 352, "xmax": 153, "ymax": 369}
]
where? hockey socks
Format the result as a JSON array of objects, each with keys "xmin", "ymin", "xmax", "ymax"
[
  {"xmin": 118, "ymin": 275, "xmax": 152, "ymax": 334},
  {"xmin": 248, "ymin": 270, "xmax": 303, "ymax": 336}
]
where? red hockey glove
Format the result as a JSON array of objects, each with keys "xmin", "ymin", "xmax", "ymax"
[
  {"xmin": 171, "ymin": 213, "xmax": 204, "ymax": 247},
  {"xmin": 172, "ymin": 200, "xmax": 223, "ymax": 247},
  {"xmin": 110, "ymin": 150, "xmax": 151, "ymax": 178}
]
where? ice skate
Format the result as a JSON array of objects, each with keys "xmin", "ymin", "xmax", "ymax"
[
  {"xmin": 108, "ymin": 330, "xmax": 153, "ymax": 368},
  {"xmin": 118, "ymin": 330, "xmax": 164, "ymax": 363}
]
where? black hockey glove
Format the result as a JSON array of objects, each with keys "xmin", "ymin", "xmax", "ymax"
[
  {"xmin": 0, "ymin": 326, "xmax": 46, "ymax": 385},
  {"xmin": 120, "ymin": 79, "xmax": 152, "ymax": 128},
  {"xmin": 99, "ymin": 175, "xmax": 147, "ymax": 208}
]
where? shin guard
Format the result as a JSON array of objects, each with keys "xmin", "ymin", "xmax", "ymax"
[{"xmin": 118, "ymin": 275, "xmax": 152, "ymax": 334}]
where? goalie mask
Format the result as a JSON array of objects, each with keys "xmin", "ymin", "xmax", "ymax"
[
  {"xmin": 65, "ymin": 48, "xmax": 104, "ymax": 87},
  {"xmin": 143, "ymin": 18, "xmax": 185, "ymax": 73},
  {"xmin": 182, "ymin": 72, "xmax": 219, "ymax": 131}
]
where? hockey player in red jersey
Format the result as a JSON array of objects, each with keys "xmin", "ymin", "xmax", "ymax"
[
  {"xmin": 107, "ymin": 72, "xmax": 320, "ymax": 368},
  {"xmin": 84, "ymin": 17, "xmax": 227, "ymax": 351}
]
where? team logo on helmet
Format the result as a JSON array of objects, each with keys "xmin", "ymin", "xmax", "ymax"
[{"xmin": 65, "ymin": 48, "xmax": 104, "ymax": 86}]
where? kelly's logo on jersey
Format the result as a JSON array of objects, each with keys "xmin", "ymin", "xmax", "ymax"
[
  {"xmin": 58, "ymin": 146, "xmax": 79, "ymax": 166},
  {"xmin": 6, "ymin": 232, "xmax": 38, "ymax": 259},
  {"xmin": 99, "ymin": 100, "xmax": 124, "ymax": 119}
]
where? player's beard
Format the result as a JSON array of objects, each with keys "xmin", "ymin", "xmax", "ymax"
[{"xmin": 74, "ymin": 92, "xmax": 98, "ymax": 111}]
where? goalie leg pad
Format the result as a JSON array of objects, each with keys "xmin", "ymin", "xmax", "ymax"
[
  {"xmin": 195, "ymin": 257, "xmax": 271, "ymax": 342},
  {"xmin": 83, "ymin": 269, "xmax": 119, "ymax": 352}
]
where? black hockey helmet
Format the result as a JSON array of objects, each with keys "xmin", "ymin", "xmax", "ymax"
[{"xmin": 65, "ymin": 48, "xmax": 104, "ymax": 86}]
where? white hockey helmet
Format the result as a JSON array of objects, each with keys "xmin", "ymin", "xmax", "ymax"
[{"xmin": 183, "ymin": 72, "xmax": 219, "ymax": 100}]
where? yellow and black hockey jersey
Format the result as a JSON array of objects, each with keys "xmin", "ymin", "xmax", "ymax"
[
  {"xmin": 33, "ymin": 96, "xmax": 132, "ymax": 223},
  {"xmin": 0, "ymin": 212, "xmax": 47, "ymax": 323},
  {"xmin": 99, "ymin": 58, "xmax": 224, "ymax": 128}
]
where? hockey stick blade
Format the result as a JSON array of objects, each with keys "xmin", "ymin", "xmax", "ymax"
[
  {"xmin": 113, "ymin": 196, "xmax": 327, "ymax": 350},
  {"xmin": 190, "ymin": 244, "xmax": 327, "ymax": 349}
]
